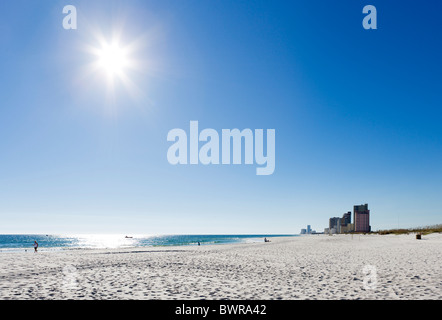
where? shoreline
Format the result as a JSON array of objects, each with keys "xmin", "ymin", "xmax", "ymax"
[
  {"xmin": 0, "ymin": 234, "xmax": 297, "ymax": 254},
  {"xmin": 0, "ymin": 234, "xmax": 296, "ymax": 255}
]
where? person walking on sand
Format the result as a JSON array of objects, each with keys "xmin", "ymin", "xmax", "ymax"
[{"xmin": 33, "ymin": 241, "xmax": 38, "ymax": 253}]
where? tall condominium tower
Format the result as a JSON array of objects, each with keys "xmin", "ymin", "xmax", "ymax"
[
  {"xmin": 342, "ymin": 211, "xmax": 351, "ymax": 225},
  {"xmin": 329, "ymin": 217, "xmax": 341, "ymax": 233},
  {"xmin": 354, "ymin": 204, "xmax": 370, "ymax": 232}
]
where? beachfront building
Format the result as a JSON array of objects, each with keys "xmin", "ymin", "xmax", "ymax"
[
  {"xmin": 342, "ymin": 212, "xmax": 351, "ymax": 225},
  {"xmin": 300, "ymin": 229, "xmax": 307, "ymax": 235},
  {"xmin": 341, "ymin": 223, "xmax": 354, "ymax": 233},
  {"xmin": 307, "ymin": 225, "xmax": 312, "ymax": 234},
  {"xmin": 326, "ymin": 205, "xmax": 370, "ymax": 234},
  {"xmin": 354, "ymin": 204, "xmax": 371, "ymax": 232},
  {"xmin": 329, "ymin": 217, "xmax": 341, "ymax": 234},
  {"xmin": 339, "ymin": 211, "xmax": 353, "ymax": 233}
]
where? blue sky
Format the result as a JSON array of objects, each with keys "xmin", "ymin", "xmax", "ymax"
[{"xmin": 0, "ymin": 0, "xmax": 441, "ymax": 234}]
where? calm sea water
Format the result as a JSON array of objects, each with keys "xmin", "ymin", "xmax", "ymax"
[{"xmin": 0, "ymin": 234, "xmax": 296, "ymax": 252}]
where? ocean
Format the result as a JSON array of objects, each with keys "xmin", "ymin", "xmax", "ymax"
[{"xmin": 0, "ymin": 234, "xmax": 296, "ymax": 252}]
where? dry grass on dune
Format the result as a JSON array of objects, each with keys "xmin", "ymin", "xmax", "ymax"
[{"xmin": 376, "ymin": 224, "xmax": 442, "ymax": 235}]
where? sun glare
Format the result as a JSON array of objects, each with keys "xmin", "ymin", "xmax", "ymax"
[
  {"xmin": 95, "ymin": 41, "xmax": 130, "ymax": 79},
  {"xmin": 83, "ymin": 29, "xmax": 150, "ymax": 105}
]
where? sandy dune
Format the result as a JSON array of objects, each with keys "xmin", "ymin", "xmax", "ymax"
[{"xmin": 0, "ymin": 233, "xmax": 441, "ymax": 300}]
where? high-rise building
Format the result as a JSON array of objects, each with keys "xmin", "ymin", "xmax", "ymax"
[
  {"xmin": 354, "ymin": 204, "xmax": 371, "ymax": 232},
  {"xmin": 300, "ymin": 229, "xmax": 306, "ymax": 235},
  {"xmin": 329, "ymin": 217, "xmax": 341, "ymax": 233},
  {"xmin": 307, "ymin": 225, "xmax": 311, "ymax": 234},
  {"xmin": 342, "ymin": 212, "xmax": 351, "ymax": 225},
  {"xmin": 329, "ymin": 217, "xmax": 339, "ymax": 230},
  {"xmin": 340, "ymin": 211, "xmax": 353, "ymax": 233}
]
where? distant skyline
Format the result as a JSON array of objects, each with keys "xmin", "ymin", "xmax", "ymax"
[{"xmin": 0, "ymin": 1, "xmax": 441, "ymax": 234}]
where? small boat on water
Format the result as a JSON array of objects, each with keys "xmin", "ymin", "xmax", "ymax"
[{"xmin": 125, "ymin": 236, "xmax": 133, "ymax": 239}]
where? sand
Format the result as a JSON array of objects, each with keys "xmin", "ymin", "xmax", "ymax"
[{"xmin": 0, "ymin": 233, "xmax": 441, "ymax": 300}]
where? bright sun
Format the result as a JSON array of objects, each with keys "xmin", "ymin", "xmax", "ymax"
[
  {"xmin": 85, "ymin": 31, "xmax": 146, "ymax": 102},
  {"xmin": 95, "ymin": 42, "xmax": 130, "ymax": 79}
]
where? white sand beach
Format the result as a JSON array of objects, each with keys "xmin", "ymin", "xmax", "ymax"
[{"xmin": 0, "ymin": 233, "xmax": 441, "ymax": 300}]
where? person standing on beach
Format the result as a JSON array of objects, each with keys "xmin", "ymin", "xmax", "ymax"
[{"xmin": 33, "ymin": 241, "xmax": 38, "ymax": 253}]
